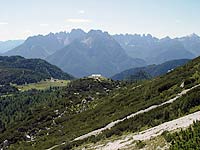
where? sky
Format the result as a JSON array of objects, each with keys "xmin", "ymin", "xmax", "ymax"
[{"xmin": 0, "ymin": 0, "xmax": 200, "ymax": 41}]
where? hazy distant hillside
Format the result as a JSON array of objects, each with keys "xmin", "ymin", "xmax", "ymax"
[
  {"xmin": 46, "ymin": 30, "xmax": 146, "ymax": 77},
  {"xmin": 148, "ymin": 38, "xmax": 194, "ymax": 64},
  {"xmin": 177, "ymin": 33, "xmax": 200, "ymax": 57},
  {"xmin": 112, "ymin": 59, "xmax": 190, "ymax": 81},
  {"xmin": 0, "ymin": 56, "xmax": 73, "ymax": 85},
  {"xmin": 0, "ymin": 40, "xmax": 24, "ymax": 53},
  {"xmin": 4, "ymin": 29, "xmax": 86, "ymax": 59},
  {"xmin": 113, "ymin": 34, "xmax": 197, "ymax": 64},
  {"xmin": 113, "ymin": 34, "xmax": 158, "ymax": 59}
]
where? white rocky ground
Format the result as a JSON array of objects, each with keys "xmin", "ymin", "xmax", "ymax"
[{"xmin": 94, "ymin": 111, "xmax": 200, "ymax": 150}]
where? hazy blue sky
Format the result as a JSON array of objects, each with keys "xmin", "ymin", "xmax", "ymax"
[{"xmin": 0, "ymin": 0, "xmax": 200, "ymax": 40}]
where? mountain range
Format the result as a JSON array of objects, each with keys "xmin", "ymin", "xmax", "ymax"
[
  {"xmin": 3, "ymin": 29, "xmax": 85, "ymax": 59},
  {"xmin": 1, "ymin": 29, "xmax": 200, "ymax": 77},
  {"xmin": 46, "ymin": 30, "xmax": 145, "ymax": 77},
  {"xmin": 113, "ymin": 34, "xmax": 198, "ymax": 64}
]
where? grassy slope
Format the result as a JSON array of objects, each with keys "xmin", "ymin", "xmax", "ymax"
[{"xmin": 15, "ymin": 80, "xmax": 70, "ymax": 91}]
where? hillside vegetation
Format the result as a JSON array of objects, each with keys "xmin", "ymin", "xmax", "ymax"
[
  {"xmin": 0, "ymin": 56, "xmax": 200, "ymax": 149},
  {"xmin": 0, "ymin": 78, "xmax": 123, "ymax": 149},
  {"xmin": 163, "ymin": 121, "xmax": 200, "ymax": 150}
]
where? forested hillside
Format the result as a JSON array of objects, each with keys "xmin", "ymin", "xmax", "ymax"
[
  {"xmin": 0, "ymin": 77, "xmax": 123, "ymax": 149},
  {"xmin": 112, "ymin": 59, "xmax": 189, "ymax": 81},
  {"xmin": 0, "ymin": 56, "xmax": 73, "ymax": 85}
]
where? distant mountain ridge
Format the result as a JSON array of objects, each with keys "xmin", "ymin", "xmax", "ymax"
[
  {"xmin": 4, "ymin": 30, "xmax": 200, "ymax": 63},
  {"xmin": 113, "ymin": 34, "xmax": 197, "ymax": 64},
  {"xmin": 111, "ymin": 59, "xmax": 190, "ymax": 81},
  {"xmin": 46, "ymin": 30, "xmax": 146, "ymax": 77},
  {"xmin": 4, "ymin": 29, "xmax": 86, "ymax": 59}
]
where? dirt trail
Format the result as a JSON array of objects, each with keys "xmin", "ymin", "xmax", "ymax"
[
  {"xmin": 96, "ymin": 111, "xmax": 200, "ymax": 150},
  {"xmin": 46, "ymin": 142, "xmax": 65, "ymax": 150}
]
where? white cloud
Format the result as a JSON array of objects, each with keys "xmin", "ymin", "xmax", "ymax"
[
  {"xmin": 78, "ymin": 10, "xmax": 85, "ymax": 14},
  {"xmin": 40, "ymin": 23, "xmax": 49, "ymax": 27},
  {"xmin": 67, "ymin": 19, "xmax": 91, "ymax": 23},
  {"xmin": 0, "ymin": 22, "xmax": 8, "ymax": 25}
]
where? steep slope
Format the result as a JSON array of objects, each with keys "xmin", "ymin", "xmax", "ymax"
[
  {"xmin": 1, "ymin": 56, "xmax": 200, "ymax": 149},
  {"xmin": 0, "ymin": 40, "xmax": 24, "ymax": 53},
  {"xmin": 46, "ymin": 30, "xmax": 146, "ymax": 77},
  {"xmin": 4, "ymin": 29, "xmax": 86, "ymax": 59},
  {"xmin": 73, "ymin": 84, "xmax": 200, "ymax": 142},
  {"xmin": 112, "ymin": 59, "xmax": 189, "ymax": 81},
  {"xmin": 0, "ymin": 56, "xmax": 73, "ymax": 85}
]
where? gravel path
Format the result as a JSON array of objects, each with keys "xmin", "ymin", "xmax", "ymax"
[
  {"xmin": 97, "ymin": 111, "xmax": 200, "ymax": 150},
  {"xmin": 46, "ymin": 142, "xmax": 66, "ymax": 150}
]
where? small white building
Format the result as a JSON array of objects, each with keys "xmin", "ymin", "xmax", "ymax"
[{"xmin": 88, "ymin": 74, "xmax": 102, "ymax": 79}]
